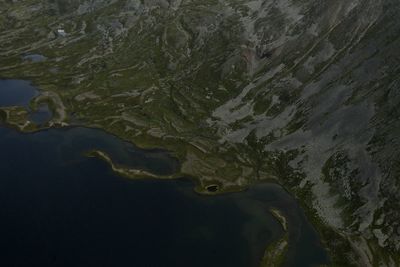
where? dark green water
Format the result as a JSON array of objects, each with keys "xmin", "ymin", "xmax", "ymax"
[{"xmin": 0, "ymin": 80, "xmax": 328, "ymax": 267}]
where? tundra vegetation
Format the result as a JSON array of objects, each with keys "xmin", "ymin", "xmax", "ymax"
[{"xmin": 1, "ymin": 0, "xmax": 400, "ymax": 266}]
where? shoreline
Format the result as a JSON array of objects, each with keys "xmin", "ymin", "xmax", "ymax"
[
  {"xmin": 0, "ymin": 120, "xmax": 334, "ymax": 266},
  {"xmin": 0, "ymin": 100, "xmax": 334, "ymax": 266}
]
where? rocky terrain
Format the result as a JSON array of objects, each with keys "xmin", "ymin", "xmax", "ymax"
[{"xmin": 1, "ymin": 0, "xmax": 400, "ymax": 266}]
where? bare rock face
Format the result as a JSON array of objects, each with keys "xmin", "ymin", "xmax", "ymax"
[{"xmin": 1, "ymin": 0, "xmax": 400, "ymax": 265}]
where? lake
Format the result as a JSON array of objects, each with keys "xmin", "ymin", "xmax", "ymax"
[
  {"xmin": 0, "ymin": 80, "xmax": 328, "ymax": 266},
  {"xmin": 0, "ymin": 79, "xmax": 38, "ymax": 108}
]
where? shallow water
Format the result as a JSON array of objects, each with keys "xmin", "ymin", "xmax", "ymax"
[
  {"xmin": 22, "ymin": 54, "xmax": 47, "ymax": 62},
  {"xmin": 0, "ymin": 80, "xmax": 328, "ymax": 266}
]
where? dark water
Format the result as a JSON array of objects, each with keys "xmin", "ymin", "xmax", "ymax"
[
  {"xmin": 29, "ymin": 104, "xmax": 52, "ymax": 125},
  {"xmin": 0, "ymin": 80, "xmax": 328, "ymax": 267},
  {"xmin": 0, "ymin": 80, "xmax": 38, "ymax": 107},
  {"xmin": 0, "ymin": 79, "xmax": 52, "ymax": 124}
]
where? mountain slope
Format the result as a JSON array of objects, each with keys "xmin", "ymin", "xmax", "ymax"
[{"xmin": 1, "ymin": 0, "xmax": 400, "ymax": 265}]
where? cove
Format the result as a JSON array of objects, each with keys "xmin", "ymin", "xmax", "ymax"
[
  {"xmin": 0, "ymin": 79, "xmax": 38, "ymax": 108},
  {"xmin": 0, "ymin": 79, "xmax": 52, "ymax": 125},
  {"xmin": 0, "ymin": 80, "xmax": 328, "ymax": 266}
]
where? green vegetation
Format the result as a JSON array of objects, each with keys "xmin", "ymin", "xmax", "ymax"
[{"xmin": 1, "ymin": 0, "xmax": 400, "ymax": 266}]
